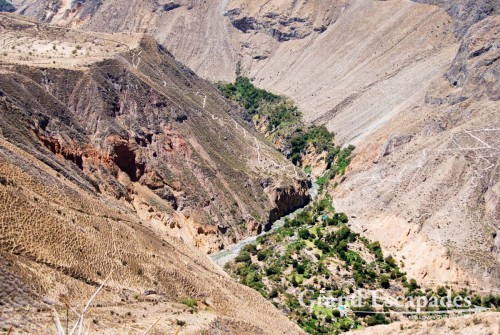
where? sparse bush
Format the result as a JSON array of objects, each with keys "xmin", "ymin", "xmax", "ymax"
[
  {"xmin": 179, "ymin": 298, "xmax": 197, "ymax": 308},
  {"xmin": 298, "ymin": 229, "xmax": 311, "ymax": 240},
  {"xmin": 366, "ymin": 313, "xmax": 389, "ymax": 326},
  {"xmin": 242, "ymin": 243, "xmax": 258, "ymax": 255},
  {"xmin": 385, "ymin": 255, "xmax": 397, "ymax": 268},
  {"xmin": 235, "ymin": 251, "xmax": 251, "ymax": 263},
  {"xmin": 257, "ymin": 249, "xmax": 269, "ymax": 261},
  {"xmin": 436, "ymin": 286, "xmax": 447, "ymax": 297},
  {"xmin": 218, "ymin": 76, "xmax": 278, "ymax": 114},
  {"xmin": 380, "ymin": 275, "xmax": 390, "ymax": 289},
  {"xmin": 408, "ymin": 278, "xmax": 419, "ymax": 292}
]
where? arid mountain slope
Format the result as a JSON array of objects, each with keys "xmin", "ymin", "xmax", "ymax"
[
  {"xmin": 331, "ymin": 1, "xmax": 499, "ymax": 289},
  {"xmin": 8, "ymin": 0, "xmax": 500, "ymax": 289},
  {"xmin": 10, "ymin": 0, "xmax": 459, "ymax": 143},
  {"xmin": 10, "ymin": 0, "xmax": 457, "ymax": 142},
  {"xmin": 333, "ymin": 12, "xmax": 499, "ymax": 290},
  {"xmin": 0, "ymin": 12, "xmax": 310, "ymax": 253},
  {"xmin": 0, "ymin": 14, "xmax": 306, "ymax": 334}
]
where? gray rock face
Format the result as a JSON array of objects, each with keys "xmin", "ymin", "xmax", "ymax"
[
  {"xmin": 444, "ymin": 16, "xmax": 499, "ymax": 102},
  {"xmin": 375, "ymin": 134, "xmax": 413, "ymax": 163},
  {"xmin": 228, "ymin": 12, "xmax": 313, "ymax": 42},
  {"xmin": 413, "ymin": 0, "xmax": 499, "ymax": 103},
  {"xmin": 412, "ymin": 0, "xmax": 498, "ymax": 38}
]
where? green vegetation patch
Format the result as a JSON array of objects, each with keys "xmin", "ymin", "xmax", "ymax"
[
  {"xmin": 223, "ymin": 191, "xmax": 412, "ymax": 334},
  {"xmin": 179, "ymin": 298, "xmax": 198, "ymax": 308},
  {"xmin": 218, "ymin": 77, "xmax": 354, "ymax": 170}
]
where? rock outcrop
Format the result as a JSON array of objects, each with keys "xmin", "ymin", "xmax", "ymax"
[
  {"xmin": 227, "ymin": 11, "xmax": 316, "ymax": 42},
  {"xmin": 268, "ymin": 179, "xmax": 310, "ymax": 225}
]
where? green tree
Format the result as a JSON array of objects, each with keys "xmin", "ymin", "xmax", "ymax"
[
  {"xmin": 366, "ymin": 314, "xmax": 389, "ymax": 326},
  {"xmin": 380, "ymin": 275, "xmax": 390, "ymax": 289},
  {"xmin": 299, "ymin": 229, "xmax": 311, "ymax": 240},
  {"xmin": 235, "ymin": 251, "xmax": 251, "ymax": 263}
]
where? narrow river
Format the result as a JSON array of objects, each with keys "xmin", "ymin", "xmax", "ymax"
[{"xmin": 210, "ymin": 180, "xmax": 320, "ymax": 266}]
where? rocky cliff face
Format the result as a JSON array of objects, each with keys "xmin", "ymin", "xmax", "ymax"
[
  {"xmin": 0, "ymin": 14, "xmax": 308, "ymax": 333},
  {"xmin": 225, "ymin": 7, "xmax": 327, "ymax": 42},
  {"xmin": 413, "ymin": 0, "xmax": 498, "ymax": 38}
]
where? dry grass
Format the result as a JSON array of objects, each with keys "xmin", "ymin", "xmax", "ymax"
[{"xmin": 53, "ymin": 272, "xmax": 112, "ymax": 335}]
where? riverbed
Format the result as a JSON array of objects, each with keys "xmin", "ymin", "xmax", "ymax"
[{"xmin": 210, "ymin": 180, "xmax": 320, "ymax": 266}]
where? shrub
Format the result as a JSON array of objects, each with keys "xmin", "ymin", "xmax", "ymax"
[
  {"xmin": 366, "ymin": 313, "xmax": 389, "ymax": 326},
  {"xmin": 482, "ymin": 294, "xmax": 500, "ymax": 308},
  {"xmin": 180, "ymin": 298, "xmax": 197, "ymax": 308},
  {"xmin": 354, "ymin": 273, "xmax": 364, "ymax": 287},
  {"xmin": 408, "ymin": 279, "xmax": 420, "ymax": 292},
  {"xmin": 314, "ymin": 239, "xmax": 330, "ymax": 253},
  {"xmin": 286, "ymin": 295, "xmax": 301, "ymax": 309},
  {"xmin": 269, "ymin": 288, "xmax": 279, "ymax": 298},
  {"xmin": 337, "ymin": 213, "xmax": 349, "ymax": 224},
  {"xmin": 299, "ymin": 229, "xmax": 311, "ymax": 240},
  {"xmin": 339, "ymin": 320, "xmax": 352, "ymax": 331},
  {"xmin": 242, "ymin": 243, "xmax": 258, "ymax": 255},
  {"xmin": 244, "ymin": 271, "xmax": 263, "ymax": 288},
  {"xmin": 380, "ymin": 275, "xmax": 390, "ymax": 289},
  {"xmin": 235, "ymin": 251, "xmax": 251, "ymax": 263},
  {"xmin": 367, "ymin": 241, "xmax": 384, "ymax": 262},
  {"xmin": 257, "ymin": 249, "xmax": 268, "ymax": 261},
  {"xmin": 316, "ymin": 196, "xmax": 334, "ymax": 213},
  {"xmin": 265, "ymin": 264, "xmax": 281, "ymax": 276},
  {"xmin": 384, "ymin": 255, "xmax": 397, "ymax": 268}
]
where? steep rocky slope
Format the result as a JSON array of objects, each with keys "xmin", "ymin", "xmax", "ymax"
[
  {"xmin": 332, "ymin": 11, "xmax": 499, "ymax": 290},
  {"xmin": 0, "ymin": 12, "xmax": 311, "ymax": 253},
  {"xmin": 0, "ymin": 13, "xmax": 307, "ymax": 333},
  {"xmin": 9, "ymin": 0, "xmax": 500, "ymax": 292},
  {"xmin": 13, "ymin": 0, "xmax": 459, "ymax": 140}
]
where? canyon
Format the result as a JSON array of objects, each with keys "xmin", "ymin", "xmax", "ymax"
[
  {"xmin": 0, "ymin": 12, "xmax": 309, "ymax": 334},
  {"xmin": 0, "ymin": 0, "xmax": 498, "ymax": 334},
  {"xmin": 11, "ymin": 0, "xmax": 498, "ymax": 292}
]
